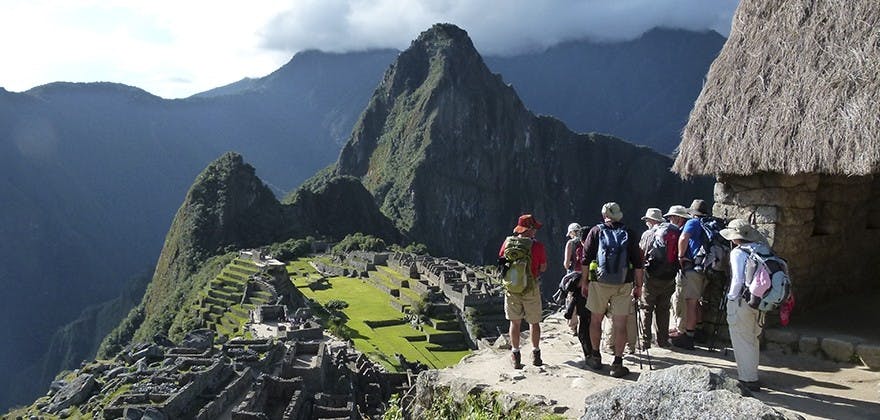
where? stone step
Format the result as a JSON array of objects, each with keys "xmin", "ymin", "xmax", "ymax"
[{"xmin": 763, "ymin": 328, "xmax": 880, "ymax": 369}]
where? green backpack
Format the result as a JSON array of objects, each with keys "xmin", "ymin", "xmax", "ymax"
[{"xmin": 501, "ymin": 236, "xmax": 533, "ymax": 294}]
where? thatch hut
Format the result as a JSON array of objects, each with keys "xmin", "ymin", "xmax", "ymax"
[{"xmin": 674, "ymin": 0, "xmax": 880, "ymax": 308}]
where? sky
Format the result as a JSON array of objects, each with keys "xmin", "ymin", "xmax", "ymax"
[{"xmin": 0, "ymin": 0, "xmax": 739, "ymax": 99}]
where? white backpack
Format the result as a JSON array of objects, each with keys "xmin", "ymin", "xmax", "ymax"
[{"xmin": 740, "ymin": 243, "xmax": 792, "ymax": 312}]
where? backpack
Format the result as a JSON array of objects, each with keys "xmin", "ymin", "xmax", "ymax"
[
  {"xmin": 740, "ymin": 243, "xmax": 792, "ymax": 312},
  {"xmin": 566, "ymin": 238, "xmax": 584, "ymax": 271},
  {"xmin": 645, "ymin": 223, "xmax": 680, "ymax": 279},
  {"xmin": 596, "ymin": 224, "xmax": 629, "ymax": 284},
  {"xmin": 693, "ymin": 217, "xmax": 731, "ymax": 273},
  {"xmin": 499, "ymin": 236, "xmax": 533, "ymax": 294}
]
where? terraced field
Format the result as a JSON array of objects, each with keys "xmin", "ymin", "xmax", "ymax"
[
  {"xmin": 288, "ymin": 258, "xmax": 470, "ymax": 371},
  {"xmin": 189, "ymin": 258, "xmax": 276, "ymax": 340}
]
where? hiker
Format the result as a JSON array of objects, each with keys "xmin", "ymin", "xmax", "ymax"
[
  {"xmin": 564, "ymin": 223, "xmax": 584, "ymax": 273},
  {"xmin": 499, "ymin": 214, "xmax": 547, "ymax": 369},
  {"xmin": 563, "ymin": 223, "xmax": 584, "ymax": 334},
  {"xmin": 580, "ymin": 202, "xmax": 644, "ymax": 378},
  {"xmin": 671, "ymin": 199, "xmax": 711, "ymax": 350},
  {"xmin": 559, "ymin": 222, "xmax": 595, "ymax": 360},
  {"xmin": 719, "ymin": 219, "xmax": 767, "ymax": 391},
  {"xmin": 639, "ymin": 206, "xmax": 689, "ymax": 348}
]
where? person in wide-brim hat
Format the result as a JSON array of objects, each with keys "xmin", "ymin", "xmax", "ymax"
[
  {"xmin": 688, "ymin": 199, "xmax": 710, "ymax": 217},
  {"xmin": 720, "ymin": 219, "xmax": 765, "ymax": 243},
  {"xmin": 664, "ymin": 205, "xmax": 692, "ymax": 219},
  {"xmin": 641, "ymin": 208, "xmax": 664, "ymax": 223}
]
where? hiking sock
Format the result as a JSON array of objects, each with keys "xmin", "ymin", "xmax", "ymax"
[
  {"xmin": 592, "ymin": 350, "xmax": 601, "ymax": 358},
  {"xmin": 686, "ymin": 329, "xmax": 695, "ymax": 337},
  {"xmin": 512, "ymin": 348, "xmax": 520, "ymax": 353},
  {"xmin": 613, "ymin": 356, "xmax": 623, "ymax": 365}
]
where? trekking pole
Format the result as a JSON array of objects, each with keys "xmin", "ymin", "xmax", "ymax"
[
  {"xmin": 707, "ymin": 283, "xmax": 729, "ymax": 353},
  {"xmin": 632, "ymin": 299, "xmax": 643, "ymax": 370},
  {"xmin": 633, "ymin": 299, "xmax": 652, "ymax": 371}
]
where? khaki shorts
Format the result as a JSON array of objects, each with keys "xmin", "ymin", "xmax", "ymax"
[
  {"xmin": 505, "ymin": 285, "xmax": 542, "ymax": 324},
  {"xmin": 586, "ymin": 282, "xmax": 633, "ymax": 317},
  {"xmin": 678, "ymin": 269, "xmax": 707, "ymax": 300}
]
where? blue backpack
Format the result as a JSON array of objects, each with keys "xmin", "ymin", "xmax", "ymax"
[
  {"xmin": 694, "ymin": 217, "xmax": 731, "ymax": 273},
  {"xmin": 596, "ymin": 224, "xmax": 629, "ymax": 284}
]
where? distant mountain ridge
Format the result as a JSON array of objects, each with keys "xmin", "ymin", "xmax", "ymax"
[{"xmin": 485, "ymin": 28, "xmax": 726, "ymax": 154}]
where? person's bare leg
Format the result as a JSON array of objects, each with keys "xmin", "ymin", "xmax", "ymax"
[
  {"xmin": 613, "ymin": 314, "xmax": 627, "ymax": 356},
  {"xmin": 590, "ymin": 312, "xmax": 604, "ymax": 351},
  {"xmin": 530, "ymin": 323, "xmax": 541, "ymax": 349},
  {"xmin": 510, "ymin": 319, "xmax": 522, "ymax": 349}
]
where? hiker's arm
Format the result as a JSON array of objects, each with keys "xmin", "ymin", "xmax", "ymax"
[
  {"xmin": 628, "ymin": 229, "xmax": 645, "ymax": 297},
  {"xmin": 563, "ymin": 240, "xmax": 574, "ymax": 270},
  {"xmin": 632, "ymin": 268, "xmax": 644, "ymax": 298},
  {"xmin": 535, "ymin": 241, "xmax": 548, "ymax": 275},
  {"xmin": 678, "ymin": 231, "xmax": 691, "ymax": 262}
]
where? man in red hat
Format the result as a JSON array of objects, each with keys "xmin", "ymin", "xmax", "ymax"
[{"xmin": 498, "ymin": 214, "xmax": 547, "ymax": 368}]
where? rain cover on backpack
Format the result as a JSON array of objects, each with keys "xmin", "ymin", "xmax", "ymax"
[
  {"xmin": 741, "ymin": 243, "xmax": 792, "ymax": 312},
  {"xmin": 501, "ymin": 236, "xmax": 533, "ymax": 294},
  {"xmin": 596, "ymin": 224, "xmax": 629, "ymax": 284}
]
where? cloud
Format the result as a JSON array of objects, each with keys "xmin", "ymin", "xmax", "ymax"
[
  {"xmin": 261, "ymin": 0, "xmax": 740, "ymax": 56},
  {"xmin": 0, "ymin": 0, "xmax": 738, "ymax": 98}
]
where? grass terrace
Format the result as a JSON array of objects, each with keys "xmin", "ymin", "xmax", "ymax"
[
  {"xmin": 189, "ymin": 257, "xmax": 268, "ymax": 340},
  {"xmin": 288, "ymin": 258, "xmax": 470, "ymax": 371}
]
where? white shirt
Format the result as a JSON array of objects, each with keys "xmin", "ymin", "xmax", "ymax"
[{"xmin": 727, "ymin": 245, "xmax": 750, "ymax": 300}]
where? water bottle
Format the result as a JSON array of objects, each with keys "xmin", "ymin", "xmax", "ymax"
[{"xmin": 589, "ymin": 260, "xmax": 599, "ymax": 282}]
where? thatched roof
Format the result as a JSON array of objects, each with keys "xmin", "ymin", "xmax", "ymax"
[{"xmin": 674, "ymin": 0, "xmax": 880, "ymax": 178}]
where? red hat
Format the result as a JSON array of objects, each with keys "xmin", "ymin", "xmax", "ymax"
[{"xmin": 513, "ymin": 214, "xmax": 543, "ymax": 233}]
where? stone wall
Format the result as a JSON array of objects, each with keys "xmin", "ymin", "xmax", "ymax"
[{"xmin": 713, "ymin": 173, "xmax": 880, "ymax": 309}]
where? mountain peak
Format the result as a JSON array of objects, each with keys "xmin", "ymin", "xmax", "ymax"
[
  {"xmin": 411, "ymin": 23, "xmax": 478, "ymax": 56},
  {"xmin": 331, "ymin": 23, "xmax": 711, "ymax": 265}
]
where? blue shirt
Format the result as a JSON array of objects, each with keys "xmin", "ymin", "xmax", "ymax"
[{"xmin": 682, "ymin": 218, "xmax": 704, "ymax": 259}]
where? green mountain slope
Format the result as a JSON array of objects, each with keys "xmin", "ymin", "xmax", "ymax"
[
  {"xmin": 100, "ymin": 153, "xmax": 401, "ymax": 355},
  {"xmin": 334, "ymin": 24, "xmax": 713, "ymax": 269}
]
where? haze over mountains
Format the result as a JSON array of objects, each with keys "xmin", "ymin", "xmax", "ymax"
[{"xmin": 0, "ymin": 27, "xmax": 722, "ymax": 409}]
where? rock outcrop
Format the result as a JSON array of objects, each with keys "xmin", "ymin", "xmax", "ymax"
[{"xmin": 581, "ymin": 364, "xmax": 804, "ymax": 420}]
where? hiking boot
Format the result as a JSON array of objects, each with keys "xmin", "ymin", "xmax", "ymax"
[
  {"xmin": 532, "ymin": 349, "xmax": 543, "ymax": 366},
  {"xmin": 510, "ymin": 351, "xmax": 523, "ymax": 369},
  {"xmin": 739, "ymin": 380, "xmax": 761, "ymax": 392},
  {"xmin": 657, "ymin": 338, "xmax": 671, "ymax": 348},
  {"xmin": 610, "ymin": 363, "xmax": 630, "ymax": 378},
  {"xmin": 670, "ymin": 334, "xmax": 695, "ymax": 350},
  {"xmin": 585, "ymin": 355, "xmax": 603, "ymax": 371}
]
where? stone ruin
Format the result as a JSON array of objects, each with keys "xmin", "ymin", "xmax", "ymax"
[
  {"xmin": 314, "ymin": 251, "xmax": 507, "ymax": 347},
  {"xmin": 33, "ymin": 326, "xmax": 411, "ymax": 419}
]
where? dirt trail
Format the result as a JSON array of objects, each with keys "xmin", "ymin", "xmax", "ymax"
[{"xmin": 436, "ymin": 313, "xmax": 880, "ymax": 419}]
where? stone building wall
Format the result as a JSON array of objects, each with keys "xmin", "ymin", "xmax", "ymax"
[{"xmin": 713, "ymin": 173, "xmax": 880, "ymax": 309}]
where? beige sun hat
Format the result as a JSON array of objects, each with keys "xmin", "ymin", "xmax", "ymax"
[
  {"xmin": 720, "ymin": 219, "xmax": 765, "ymax": 242},
  {"xmin": 602, "ymin": 202, "xmax": 623, "ymax": 222},
  {"xmin": 641, "ymin": 208, "xmax": 664, "ymax": 222},
  {"xmin": 664, "ymin": 205, "xmax": 693, "ymax": 219}
]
